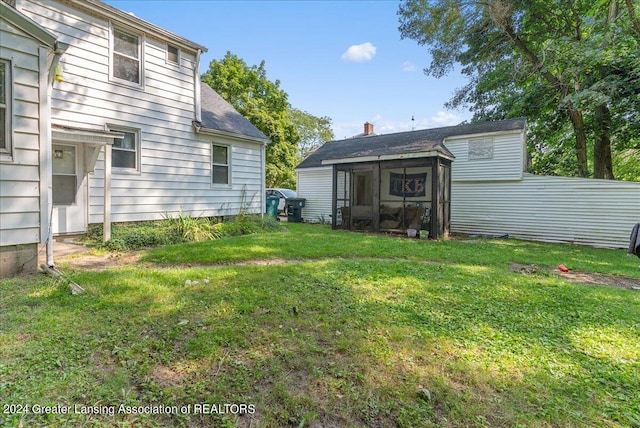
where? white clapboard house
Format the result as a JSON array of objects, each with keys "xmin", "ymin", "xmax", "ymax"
[
  {"xmin": 297, "ymin": 119, "xmax": 640, "ymax": 248},
  {"xmin": 0, "ymin": 0, "xmax": 269, "ymax": 277}
]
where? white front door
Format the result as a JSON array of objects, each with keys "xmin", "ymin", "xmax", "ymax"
[{"xmin": 52, "ymin": 143, "xmax": 87, "ymax": 235}]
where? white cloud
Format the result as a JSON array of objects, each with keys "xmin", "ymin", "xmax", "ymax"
[
  {"xmin": 402, "ymin": 61, "xmax": 417, "ymax": 72},
  {"xmin": 341, "ymin": 42, "xmax": 376, "ymax": 63},
  {"xmin": 424, "ymin": 111, "xmax": 460, "ymax": 127},
  {"xmin": 334, "ymin": 111, "xmax": 468, "ymax": 139}
]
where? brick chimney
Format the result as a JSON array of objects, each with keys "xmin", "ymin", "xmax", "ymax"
[{"xmin": 363, "ymin": 122, "xmax": 374, "ymax": 136}]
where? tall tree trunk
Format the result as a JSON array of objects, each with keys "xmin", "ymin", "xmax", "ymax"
[
  {"xmin": 594, "ymin": 104, "xmax": 615, "ymax": 179},
  {"xmin": 503, "ymin": 25, "xmax": 590, "ymax": 177},
  {"xmin": 625, "ymin": 0, "xmax": 640, "ymax": 37},
  {"xmin": 567, "ymin": 108, "xmax": 590, "ymax": 177},
  {"xmin": 591, "ymin": 0, "xmax": 617, "ymax": 179}
]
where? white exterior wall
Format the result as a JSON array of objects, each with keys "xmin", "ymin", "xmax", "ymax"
[
  {"xmin": 446, "ymin": 128, "xmax": 640, "ymax": 248},
  {"xmin": 444, "ymin": 129, "xmax": 526, "ymax": 182},
  {"xmin": 0, "ymin": 17, "xmax": 43, "ymax": 246},
  {"xmin": 451, "ymin": 174, "xmax": 640, "ymax": 248},
  {"xmin": 296, "ymin": 166, "xmax": 332, "ymax": 223},
  {"xmin": 89, "ymin": 135, "xmax": 264, "ymax": 222},
  {"xmin": 18, "ymin": 0, "xmax": 264, "ymax": 226}
]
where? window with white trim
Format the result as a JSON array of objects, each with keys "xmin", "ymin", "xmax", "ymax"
[
  {"xmin": 111, "ymin": 128, "xmax": 139, "ymax": 171},
  {"xmin": 0, "ymin": 59, "xmax": 10, "ymax": 154},
  {"xmin": 112, "ymin": 27, "xmax": 142, "ymax": 85},
  {"xmin": 212, "ymin": 144, "xmax": 230, "ymax": 185},
  {"xmin": 167, "ymin": 44, "xmax": 180, "ymax": 65}
]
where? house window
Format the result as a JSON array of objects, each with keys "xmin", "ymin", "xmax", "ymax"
[
  {"xmin": 0, "ymin": 59, "xmax": 10, "ymax": 154},
  {"xmin": 167, "ymin": 44, "xmax": 180, "ymax": 65},
  {"xmin": 111, "ymin": 128, "xmax": 139, "ymax": 171},
  {"xmin": 468, "ymin": 138, "xmax": 494, "ymax": 160},
  {"xmin": 212, "ymin": 144, "xmax": 230, "ymax": 185},
  {"xmin": 112, "ymin": 27, "xmax": 141, "ymax": 84}
]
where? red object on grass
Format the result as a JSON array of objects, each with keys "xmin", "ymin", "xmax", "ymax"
[{"xmin": 558, "ymin": 264, "xmax": 569, "ymax": 273}]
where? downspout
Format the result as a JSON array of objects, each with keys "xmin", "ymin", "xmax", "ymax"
[
  {"xmin": 193, "ymin": 49, "xmax": 202, "ymax": 122},
  {"xmin": 261, "ymin": 144, "xmax": 266, "ymax": 218},
  {"xmin": 43, "ymin": 41, "xmax": 69, "ymax": 268}
]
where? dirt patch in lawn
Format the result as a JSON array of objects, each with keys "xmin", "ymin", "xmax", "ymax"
[
  {"xmin": 56, "ymin": 249, "xmax": 639, "ymax": 291},
  {"xmin": 60, "ymin": 251, "xmax": 144, "ymax": 270},
  {"xmin": 509, "ymin": 263, "xmax": 640, "ymax": 290}
]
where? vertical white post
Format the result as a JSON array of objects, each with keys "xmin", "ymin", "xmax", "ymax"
[
  {"xmin": 39, "ymin": 47, "xmax": 54, "ymax": 266},
  {"xmin": 103, "ymin": 144, "xmax": 112, "ymax": 242}
]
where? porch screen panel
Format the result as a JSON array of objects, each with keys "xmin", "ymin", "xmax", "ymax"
[
  {"xmin": 380, "ymin": 166, "xmax": 431, "ymax": 231},
  {"xmin": 335, "ymin": 170, "xmax": 350, "ymax": 227}
]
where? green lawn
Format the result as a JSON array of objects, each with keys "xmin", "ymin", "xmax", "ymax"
[{"xmin": 1, "ymin": 224, "xmax": 639, "ymax": 427}]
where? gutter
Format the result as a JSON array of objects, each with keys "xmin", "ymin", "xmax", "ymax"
[
  {"xmin": 194, "ymin": 49, "xmax": 202, "ymax": 122},
  {"xmin": 192, "ymin": 121, "xmax": 269, "ymax": 145},
  {"xmin": 70, "ymin": 0, "xmax": 208, "ymax": 53}
]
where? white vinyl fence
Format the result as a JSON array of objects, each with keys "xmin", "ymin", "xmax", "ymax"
[{"xmin": 451, "ymin": 174, "xmax": 640, "ymax": 248}]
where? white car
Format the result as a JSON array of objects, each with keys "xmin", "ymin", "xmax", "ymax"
[{"xmin": 266, "ymin": 188, "xmax": 297, "ymax": 215}]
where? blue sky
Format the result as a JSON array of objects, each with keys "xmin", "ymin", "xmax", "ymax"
[{"xmin": 105, "ymin": 0, "xmax": 472, "ymax": 139}]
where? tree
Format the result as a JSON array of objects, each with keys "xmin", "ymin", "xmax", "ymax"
[
  {"xmin": 398, "ymin": 0, "xmax": 640, "ymax": 180},
  {"xmin": 202, "ymin": 52, "xmax": 299, "ymax": 188},
  {"xmin": 290, "ymin": 108, "xmax": 334, "ymax": 161}
]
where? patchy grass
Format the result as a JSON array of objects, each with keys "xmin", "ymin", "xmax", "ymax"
[
  {"xmin": 1, "ymin": 224, "xmax": 639, "ymax": 427},
  {"xmin": 145, "ymin": 223, "xmax": 640, "ymax": 278}
]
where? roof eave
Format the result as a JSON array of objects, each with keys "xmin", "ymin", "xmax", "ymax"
[
  {"xmin": 193, "ymin": 122, "xmax": 269, "ymax": 145},
  {"xmin": 69, "ymin": 0, "xmax": 208, "ymax": 53},
  {"xmin": 2, "ymin": 1, "xmax": 58, "ymax": 47},
  {"xmin": 321, "ymin": 150, "xmax": 455, "ymax": 166},
  {"xmin": 443, "ymin": 127, "xmax": 525, "ymax": 142}
]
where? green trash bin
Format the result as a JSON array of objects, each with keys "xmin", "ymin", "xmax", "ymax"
[
  {"xmin": 286, "ymin": 198, "xmax": 306, "ymax": 223},
  {"xmin": 266, "ymin": 196, "xmax": 279, "ymax": 219}
]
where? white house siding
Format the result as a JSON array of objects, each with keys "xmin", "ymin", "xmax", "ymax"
[
  {"xmin": 444, "ymin": 130, "xmax": 526, "ymax": 182},
  {"xmin": 18, "ymin": 0, "xmax": 264, "ymax": 227},
  {"xmin": 451, "ymin": 174, "xmax": 640, "ymax": 248},
  {"xmin": 296, "ymin": 166, "xmax": 333, "ymax": 223},
  {"xmin": 88, "ymin": 136, "xmax": 264, "ymax": 222},
  {"xmin": 0, "ymin": 18, "xmax": 42, "ymax": 248}
]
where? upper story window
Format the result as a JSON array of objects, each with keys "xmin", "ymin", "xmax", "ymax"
[
  {"xmin": 468, "ymin": 138, "xmax": 494, "ymax": 160},
  {"xmin": 167, "ymin": 44, "xmax": 180, "ymax": 65},
  {"xmin": 112, "ymin": 27, "xmax": 142, "ymax": 86},
  {"xmin": 111, "ymin": 127, "xmax": 140, "ymax": 172},
  {"xmin": 0, "ymin": 59, "xmax": 11, "ymax": 156},
  {"xmin": 212, "ymin": 144, "xmax": 230, "ymax": 185}
]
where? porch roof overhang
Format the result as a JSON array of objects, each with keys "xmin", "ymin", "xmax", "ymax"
[
  {"xmin": 321, "ymin": 150, "xmax": 455, "ymax": 166},
  {"xmin": 52, "ymin": 124, "xmax": 124, "ymax": 172}
]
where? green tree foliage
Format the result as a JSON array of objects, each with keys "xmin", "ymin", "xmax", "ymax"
[
  {"xmin": 202, "ymin": 52, "xmax": 299, "ymax": 188},
  {"xmin": 290, "ymin": 108, "xmax": 335, "ymax": 161},
  {"xmin": 398, "ymin": 0, "xmax": 640, "ymax": 181}
]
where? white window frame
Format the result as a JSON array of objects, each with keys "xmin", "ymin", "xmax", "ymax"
[
  {"xmin": 468, "ymin": 138, "xmax": 494, "ymax": 160},
  {"xmin": 0, "ymin": 58, "xmax": 12, "ymax": 160},
  {"xmin": 110, "ymin": 24, "xmax": 144, "ymax": 88},
  {"xmin": 166, "ymin": 43, "xmax": 181, "ymax": 67},
  {"xmin": 109, "ymin": 125, "xmax": 141, "ymax": 174},
  {"xmin": 211, "ymin": 143, "xmax": 231, "ymax": 187}
]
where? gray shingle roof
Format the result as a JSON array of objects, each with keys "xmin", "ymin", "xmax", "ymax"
[
  {"xmin": 297, "ymin": 118, "xmax": 526, "ymax": 169},
  {"xmin": 197, "ymin": 82, "xmax": 269, "ymax": 142}
]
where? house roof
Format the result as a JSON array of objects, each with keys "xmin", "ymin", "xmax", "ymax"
[
  {"xmin": 195, "ymin": 82, "xmax": 269, "ymax": 143},
  {"xmin": 297, "ymin": 118, "xmax": 527, "ymax": 169},
  {"xmin": 1, "ymin": 1, "xmax": 57, "ymax": 48},
  {"xmin": 69, "ymin": 0, "xmax": 208, "ymax": 53}
]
